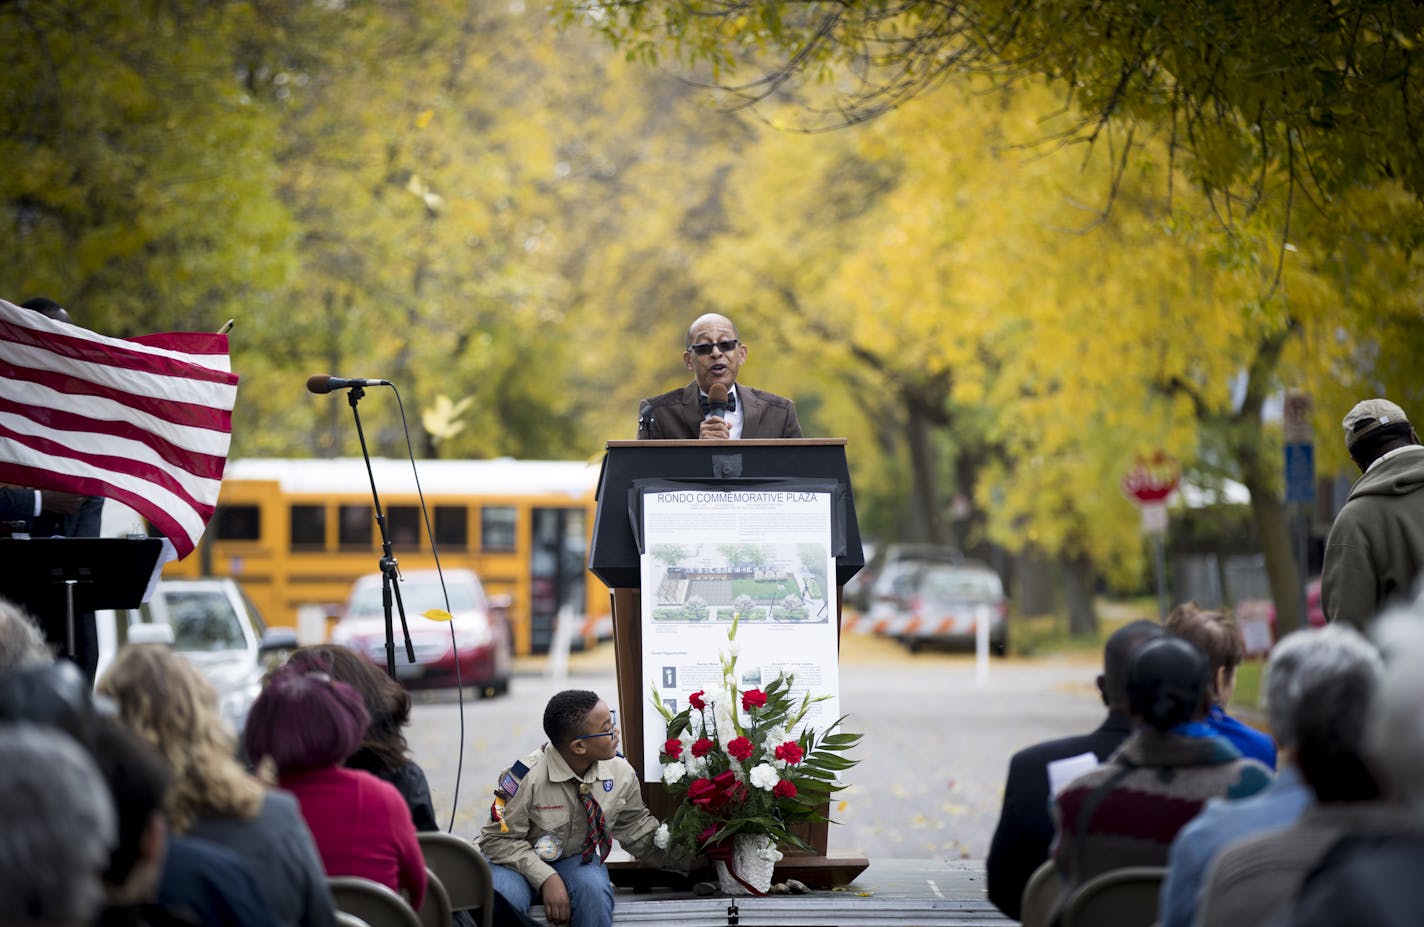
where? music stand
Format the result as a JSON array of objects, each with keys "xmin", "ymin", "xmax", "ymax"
[{"xmin": 0, "ymin": 538, "xmax": 165, "ymax": 658}]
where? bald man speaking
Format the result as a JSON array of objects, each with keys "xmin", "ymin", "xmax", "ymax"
[{"xmin": 636, "ymin": 313, "xmax": 802, "ymax": 440}]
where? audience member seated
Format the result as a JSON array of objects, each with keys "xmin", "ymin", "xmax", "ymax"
[
  {"xmin": 1272, "ymin": 610, "xmax": 1424, "ymax": 927},
  {"xmin": 0, "ymin": 594, "xmax": 54, "ymax": 670},
  {"xmin": 91, "ymin": 714, "xmax": 279, "ymax": 927},
  {"xmin": 98, "ymin": 644, "xmax": 336, "ymax": 927},
  {"xmin": 244, "ymin": 658, "xmax": 427, "ymax": 910},
  {"xmin": 1183, "ymin": 627, "xmax": 1384, "ymax": 926},
  {"xmin": 285, "ymin": 644, "xmax": 438, "ymax": 832},
  {"xmin": 0, "ymin": 658, "xmax": 276, "ymax": 927},
  {"xmin": 986, "ymin": 620, "xmax": 1164, "ymax": 918},
  {"xmin": 0, "ymin": 658, "xmax": 96, "ymax": 739},
  {"xmin": 1164, "ymin": 603, "xmax": 1276, "ymax": 769},
  {"xmin": 0, "ymin": 723, "xmax": 115, "ymax": 927},
  {"xmin": 1050, "ymin": 635, "xmax": 1272, "ymax": 921}
]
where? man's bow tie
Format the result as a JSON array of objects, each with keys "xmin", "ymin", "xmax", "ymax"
[{"xmin": 699, "ymin": 392, "xmax": 736, "ymax": 414}]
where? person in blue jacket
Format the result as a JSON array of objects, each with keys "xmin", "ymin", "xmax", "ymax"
[{"xmin": 1166, "ymin": 602, "xmax": 1277, "ymax": 769}]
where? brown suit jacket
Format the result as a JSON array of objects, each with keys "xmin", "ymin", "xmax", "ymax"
[{"xmin": 636, "ymin": 383, "xmax": 801, "ymax": 439}]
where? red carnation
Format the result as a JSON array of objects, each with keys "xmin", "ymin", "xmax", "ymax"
[
  {"xmin": 691, "ymin": 737, "xmax": 715, "ymax": 758},
  {"xmin": 726, "ymin": 736, "xmax": 754, "ymax": 761},
  {"xmin": 741, "ymin": 688, "xmax": 768, "ymax": 710},
  {"xmin": 774, "ymin": 741, "xmax": 805, "ymax": 765},
  {"xmin": 662, "ymin": 738, "xmax": 683, "ymax": 760},
  {"xmin": 696, "ymin": 824, "xmax": 722, "ymax": 847},
  {"xmin": 688, "ymin": 690, "xmax": 706, "ymax": 710},
  {"xmin": 772, "ymin": 779, "xmax": 798, "ymax": 799}
]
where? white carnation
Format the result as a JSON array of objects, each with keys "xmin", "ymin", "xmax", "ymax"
[
  {"xmin": 687, "ymin": 754, "xmax": 707, "ymax": 776},
  {"xmin": 661, "ymin": 762, "xmax": 687, "ymax": 785},
  {"xmin": 653, "ymin": 823, "xmax": 670, "ymax": 850},
  {"xmin": 749, "ymin": 763, "xmax": 780, "ymax": 791}
]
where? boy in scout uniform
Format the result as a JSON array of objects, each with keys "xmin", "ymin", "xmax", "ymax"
[{"xmin": 478, "ymin": 689, "xmax": 687, "ymax": 927}]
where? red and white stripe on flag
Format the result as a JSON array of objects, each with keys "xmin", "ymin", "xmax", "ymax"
[{"xmin": 0, "ymin": 298, "xmax": 238, "ymax": 559}]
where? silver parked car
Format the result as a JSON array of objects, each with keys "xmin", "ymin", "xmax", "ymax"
[
  {"xmin": 866, "ymin": 559, "xmax": 1008, "ymax": 655},
  {"xmin": 94, "ymin": 577, "xmax": 297, "ymax": 734}
]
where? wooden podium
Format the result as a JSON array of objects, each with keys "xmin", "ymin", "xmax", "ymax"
[{"xmin": 588, "ymin": 439, "xmax": 869, "ymax": 888}]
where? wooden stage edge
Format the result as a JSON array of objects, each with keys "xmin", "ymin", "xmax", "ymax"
[{"xmin": 607, "ymin": 853, "xmax": 871, "ymax": 891}]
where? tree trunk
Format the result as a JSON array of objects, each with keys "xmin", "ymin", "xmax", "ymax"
[
  {"xmin": 1015, "ymin": 548, "xmax": 1059, "ymax": 616},
  {"xmin": 1230, "ymin": 320, "xmax": 1304, "ymax": 636},
  {"xmin": 1241, "ymin": 470, "xmax": 1302, "ymax": 635},
  {"xmin": 903, "ymin": 394, "xmax": 947, "ymax": 544},
  {"xmin": 1061, "ymin": 552, "xmax": 1099, "ymax": 636}
]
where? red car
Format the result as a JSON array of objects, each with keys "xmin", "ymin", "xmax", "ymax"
[{"xmin": 331, "ymin": 569, "xmax": 512, "ymax": 695}]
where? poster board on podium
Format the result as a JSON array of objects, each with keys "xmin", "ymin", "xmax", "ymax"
[{"xmin": 589, "ymin": 439, "xmax": 866, "ymax": 886}]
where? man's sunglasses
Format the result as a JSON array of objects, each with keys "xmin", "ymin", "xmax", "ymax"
[{"xmin": 687, "ymin": 339, "xmax": 739, "ymax": 356}]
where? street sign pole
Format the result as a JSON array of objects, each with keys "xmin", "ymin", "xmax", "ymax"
[
  {"xmin": 1283, "ymin": 390, "xmax": 1315, "ymax": 632},
  {"xmin": 1122, "ymin": 455, "xmax": 1180, "ymax": 621}
]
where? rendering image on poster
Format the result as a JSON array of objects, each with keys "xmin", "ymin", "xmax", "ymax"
[{"xmin": 638, "ymin": 488, "xmax": 841, "ymax": 778}]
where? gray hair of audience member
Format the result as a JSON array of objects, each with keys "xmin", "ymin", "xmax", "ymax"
[
  {"xmin": 1364, "ymin": 618, "xmax": 1424, "ymax": 808},
  {"xmin": 1367, "ymin": 602, "xmax": 1424, "ymax": 665},
  {"xmin": 0, "ymin": 596, "xmax": 51, "ymax": 671},
  {"xmin": 1264, "ymin": 625, "xmax": 1384, "ymax": 751},
  {"xmin": 0, "ymin": 723, "xmax": 117, "ymax": 925}
]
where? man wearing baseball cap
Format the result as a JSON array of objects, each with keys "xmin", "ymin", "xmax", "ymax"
[{"xmin": 1321, "ymin": 398, "xmax": 1424, "ymax": 629}]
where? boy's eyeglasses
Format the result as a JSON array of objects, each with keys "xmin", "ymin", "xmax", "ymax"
[
  {"xmin": 574, "ymin": 710, "xmax": 618, "ymax": 741},
  {"xmin": 687, "ymin": 339, "xmax": 739, "ymax": 356}
]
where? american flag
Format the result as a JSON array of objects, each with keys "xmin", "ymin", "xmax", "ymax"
[{"xmin": 0, "ymin": 298, "xmax": 238, "ymax": 558}]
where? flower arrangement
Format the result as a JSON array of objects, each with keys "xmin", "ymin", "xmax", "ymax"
[{"xmin": 650, "ymin": 620, "xmax": 860, "ymax": 867}]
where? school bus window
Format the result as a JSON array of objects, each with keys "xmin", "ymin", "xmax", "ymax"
[
  {"xmin": 339, "ymin": 504, "xmax": 372, "ymax": 550},
  {"xmin": 214, "ymin": 505, "xmax": 260, "ymax": 541},
  {"xmin": 434, "ymin": 506, "xmax": 468, "ymax": 550},
  {"xmin": 388, "ymin": 505, "xmax": 421, "ymax": 549},
  {"xmin": 290, "ymin": 505, "xmax": 326, "ymax": 549},
  {"xmin": 482, "ymin": 506, "xmax": 517, "ymax": 552}
]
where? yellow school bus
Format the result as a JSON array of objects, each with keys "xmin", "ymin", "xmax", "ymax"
[{"xmin": 164, "ymin": 457, "xmax": 609, "ymax": 655}]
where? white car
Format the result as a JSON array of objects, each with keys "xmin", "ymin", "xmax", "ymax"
[{"xmin": 94, "ymin": 577, "xmax": 297, "ymax": 734}]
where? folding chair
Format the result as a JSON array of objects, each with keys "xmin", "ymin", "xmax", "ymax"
[
  {"xmin": 417, "ymin": 832, "xmax": 496, "ymax": 927},
  {"xmin": 328, "ymin": 876, "xmax": 422, "ymax": 927},
  {"xmin": 418, "ymin": 868, "xmax": 452, "ymax": 927},
  {"xmin": 1019, "ymin": 858, "xmax": 1061, "ymax": 927},
  {"xmin": 1061, "ymin": 866, "xmax": 1166, "ymax": 927}
]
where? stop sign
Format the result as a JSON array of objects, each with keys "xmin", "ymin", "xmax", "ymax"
[{"xmin": 1121, "ymin": 453, "xmax": 1181, "ymax": 505}]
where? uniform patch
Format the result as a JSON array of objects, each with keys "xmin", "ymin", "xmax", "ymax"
[
  {"xmin": 534, "ymin": 833, "xmax": 562, "ymax": 861},
  {"xmin": 499, "ymin": 758, "xmax": 532, "ymax": 797},
  {"xmin": 603, "ymin": 779, "xmax": 614, "ymax": 792}
]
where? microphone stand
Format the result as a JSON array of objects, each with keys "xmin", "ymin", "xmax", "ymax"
[{"xmin": 346, "ymin": 385, "xmax": 415, "ymax": 676}]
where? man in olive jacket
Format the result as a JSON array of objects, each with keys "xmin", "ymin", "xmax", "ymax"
[{"xmin": 1322, "ymin": 398, "xmax": 1424, "ymax": 630}]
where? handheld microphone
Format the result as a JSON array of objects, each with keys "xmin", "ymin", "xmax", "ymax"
[
  {"xmin": 306, "ymin": 374, "xmax": 392, "ymax": 394},
  {"xmin": 704, "ymin": 383, "xmax": 729, "ymax": 420}
]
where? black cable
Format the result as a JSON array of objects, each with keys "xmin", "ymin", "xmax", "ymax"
[{"xmin": 389, "ymin": 386, "xmax": 466, "ymax": 833}]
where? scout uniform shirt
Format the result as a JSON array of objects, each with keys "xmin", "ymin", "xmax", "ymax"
[{"xmin": 477, "ymin": 745, "xmax": 688, "ymax": 889}]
